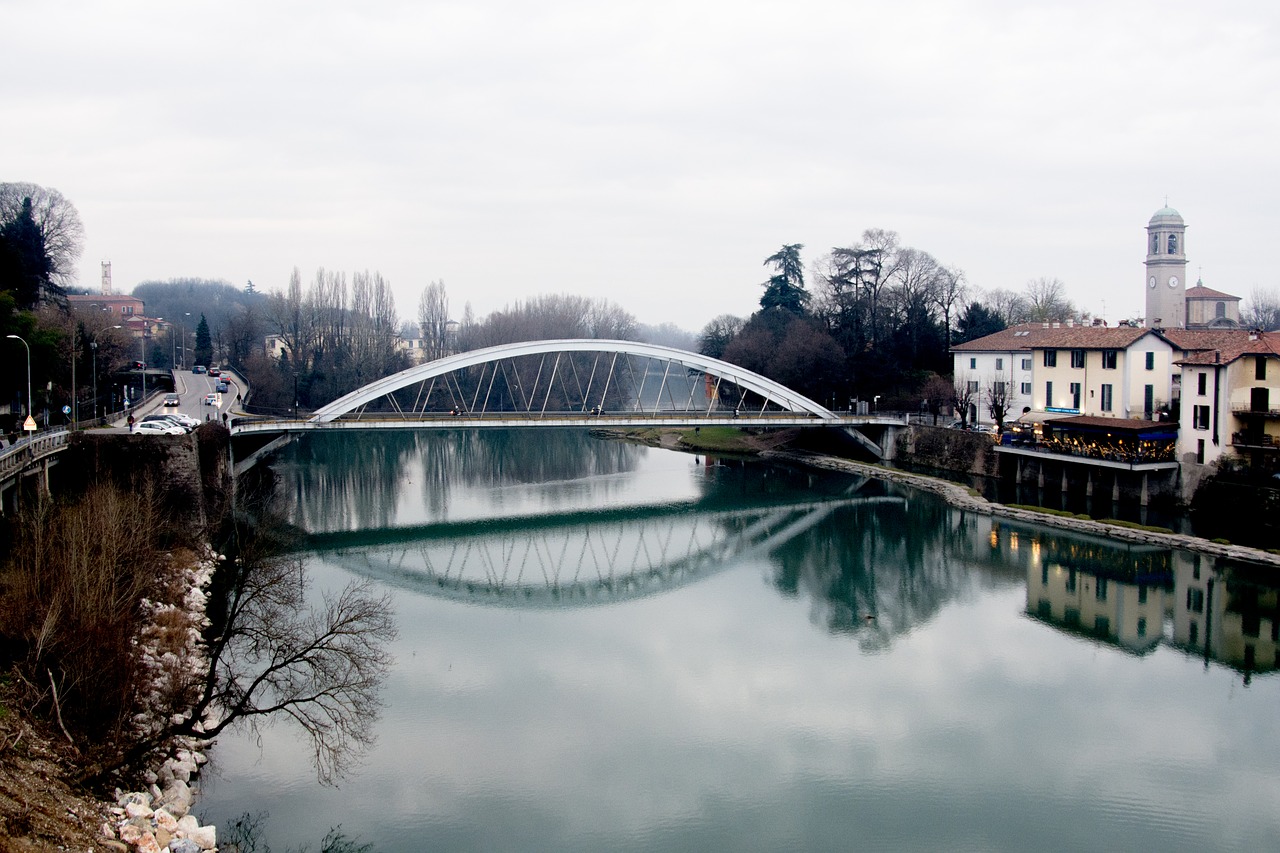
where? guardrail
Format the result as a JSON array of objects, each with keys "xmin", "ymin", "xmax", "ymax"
[{"xmin": 0, "ymin": 430, "xmax": 72, "ymax": 482}]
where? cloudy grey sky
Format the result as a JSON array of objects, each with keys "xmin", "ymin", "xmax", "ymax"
[{"xmin": 5, "ymin": 1, "xmax": 1279, "ymax": 332}]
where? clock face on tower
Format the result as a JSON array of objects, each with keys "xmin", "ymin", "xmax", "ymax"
[
  {"xmin": 1168, "ymin": 276, "xmax": 1179, "ymax": 288},
  {"xmin": 1149, "ymin": 276, "xmax": 1157, "ymax": 289}
]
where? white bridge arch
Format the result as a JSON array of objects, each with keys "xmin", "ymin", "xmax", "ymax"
[{"xmin": 310, "ymin": 339, "xmax": 838, "ymax": 423}]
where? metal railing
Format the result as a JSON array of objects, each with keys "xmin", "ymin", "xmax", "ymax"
[{"xmin": 0, "ymin": 429, "xmax": 71, "ymax": 481}]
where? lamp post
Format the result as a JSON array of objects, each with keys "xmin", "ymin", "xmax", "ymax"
[
  {"xmin": 6, "ymin": 334, "xmax": 33, "ymax": 434},
  {"xmin": 181, "ymin": 312, "xmax": 190, "ymax": 370}
]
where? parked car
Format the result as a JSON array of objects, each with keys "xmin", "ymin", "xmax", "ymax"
[
  {"xmin": 134, "ymin": 420, "xmax": 185, "ymax": 436},
  {"xmin": 163, "ymin": 393, "xmax": 180, "ymax": 407},
  {"xmin": 204, "ymin": 393, "xmax": 219, "ymax": 406},
  {"xmin": 142, "ymin": 414, "xmax": 192, "ymax": 433},
  {"xmin": 167, "ymin": 413, "xmax": 200, "ymax": 429}
]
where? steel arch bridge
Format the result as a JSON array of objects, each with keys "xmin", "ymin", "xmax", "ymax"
[
  {"xmin": 308, "ymin": 493, "xmax": 905, "ymax": 609},
  {"xmin": 230, "ymin": 340, "xmax": 905, "ymax": 459},
  {"xmin": 311, "ymin": 339, "xmax": 836, "ymax": 422}
]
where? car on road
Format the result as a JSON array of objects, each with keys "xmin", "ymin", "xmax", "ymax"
[
  {"xmin": 134, "ymin": 420, "xmax": 185, "ymax": 436},
  {"xmin": 192, "ymin": 365, "xmax": 207, "ymax": 374},
  {"xmin": 204, "ymin": 393, "xmax": 219, "ymax": 406},
  {"xmin": 208, "ymin": 368, "xmax": 221, "ymax": 377},
  {"xmin": 216, "ymin": 381, "xmax": 229, "ymax": 393},
  {"xmin": 142, "ymin": 414, "xmax": 193, "ymax": 433},
  {"xmin": 166, "ymin": 413, "xmax": 200, "ymax": 429},
  {"xmin": 163, "ymin": 393, "xmax": 180, "ymax": 407}
]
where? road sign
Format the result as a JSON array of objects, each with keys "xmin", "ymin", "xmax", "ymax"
[
  {"xmin": 62, "ymin": 405, "xmax": 71, "ymax": 415},
  {"xmin": 23, "ymin": 416, "xmax": 36, "ymax": 432}
]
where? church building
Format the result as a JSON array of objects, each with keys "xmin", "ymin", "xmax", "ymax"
[{"xmin": 1144, "ymin": 206, "xmax": 1241, "ymax": 329}]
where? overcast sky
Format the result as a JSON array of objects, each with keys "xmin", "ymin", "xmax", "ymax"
[{"xmin": 5, "ymin": 1, "xmax": 1279, "ymax": 332}]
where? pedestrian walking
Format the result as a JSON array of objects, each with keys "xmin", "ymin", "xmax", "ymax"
[{"xmin": 127, "ymin": 414, "xmax": 135, "ymax": 432}]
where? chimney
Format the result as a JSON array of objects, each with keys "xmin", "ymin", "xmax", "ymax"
[
  {"xmin": 1052, "ymin": 322, "xmax": 1060, "ymax": 329},
  {"xmin": 1215, "ymin": 351, "xmax": 1221, "ymax": 363}
]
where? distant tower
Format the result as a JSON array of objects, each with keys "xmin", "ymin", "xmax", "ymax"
[
  {"xmin": 1144, "ymin": 206, "xmax": 1187, "ymax": 328},
  {"xmin": 101, "ymin": 261, "xmax": 113, "ymax": 295}
]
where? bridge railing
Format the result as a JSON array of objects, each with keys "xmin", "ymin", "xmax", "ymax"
[{"xmin": 0, "ymin": 430, "xmax": 72, "ymax": 481}]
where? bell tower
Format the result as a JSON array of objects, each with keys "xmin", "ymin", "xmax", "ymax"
[{"xmin": 1145, "ymin": 205, "xmax": 1187, "ymax": 328}]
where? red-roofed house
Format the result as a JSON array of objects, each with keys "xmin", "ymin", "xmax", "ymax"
[{"xmin": 1169, "ymin": 329, "xmax": 1280, "ymax": 470}]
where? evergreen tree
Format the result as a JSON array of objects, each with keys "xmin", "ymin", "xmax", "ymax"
[
  {"xmin": 0, "ymin": 197, "xmax": 55, "ymax": 309},
  {"xmin": 760, "ymin": 244, "xmax": 808, "ymax": 315},
  {"xmin": 194, "ymin": 314, "xmax": 213, "ymax": 366}
]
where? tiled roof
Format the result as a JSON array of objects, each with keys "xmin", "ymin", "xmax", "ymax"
[
  {"xmin": 1185, "ymin": 285, "xmax": 1239, "ymax": 300},
  {"xmin": 1170, "ymin": 329, "xmax": 1280, "ymax": 366},
  {"xmin": 1020, "ymin": 326, "xmax": 1151, "ymax": 349},
  {"xmin": 950, "ymin": 322, "xmax": 1146, "ymax": 352},
  {"xmin": 950, "ymin": 323, "xmax": 1047, "ymax": 352}
]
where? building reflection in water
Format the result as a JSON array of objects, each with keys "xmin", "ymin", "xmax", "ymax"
[{"xmin": 999, "ymin": 519, "xmax": 1280, "ymax": 683}]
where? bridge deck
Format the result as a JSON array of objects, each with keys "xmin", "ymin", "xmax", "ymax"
[{"xmin": 231, "ymin": 412, "xmax": 907, "ymax": 435}]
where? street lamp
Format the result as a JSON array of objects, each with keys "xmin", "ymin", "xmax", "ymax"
[
  {"xmin": 6, "ymin": 334, "xmax": 32, "ymax": 434},
  {"xmin": 181, "ymin": 312, "xmax": 190, "ymax": 370}
]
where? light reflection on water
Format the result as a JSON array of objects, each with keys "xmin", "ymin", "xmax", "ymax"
[{"xmin": 201, "ymin": 431, "xmax": 1280, "ymax": 852}]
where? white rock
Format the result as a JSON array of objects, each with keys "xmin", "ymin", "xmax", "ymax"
[
  {"xmin": 188, "ymin": 823, "xmax": 217, "ymax": 849},
  {"xmin": 124, "ymin": 800, "xmax": 154, "ymax": 820},
  {"xmin": 154, "ymin": 807, "xmax": 179, "ymax": 832},
  {"xmin": 176, "ymin": 814, "xmax": 200, "ymax": 834}
]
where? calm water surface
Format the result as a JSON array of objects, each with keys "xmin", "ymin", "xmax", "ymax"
[{"xmin": 201, "ymin": 431, "xmax": 1280, "ymax": 852}]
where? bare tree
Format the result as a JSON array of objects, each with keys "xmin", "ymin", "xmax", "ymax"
[
  {"xmin": 984, "ymin": 288, "xmax": 1031, "ymax": 326},
  {"xmin": 930, "ymin": 266, "xmax": 967, "ymax": 349},
  {"xmin": 418, "ymin": 280, "xmax": 451, "ymax": 360},
  {"xmin": 0, "ymin": 182, "xmax": 85, "ymax": 288},
  {"xmin": 698, "ymin": 314, "xmax": 745, "ymax": 359},
  {"xmin": 265, "ymin": 267, "xmax": 319, "ymax": 369},
  {"xmin": 174, "ymin": 552, "xmax": 397, "ymax": 785},
  {"xmin": 985, "ymin": 379, "xmax": 1011, "ymax": 432},
  {"xmin": 1023, "ymin": 277, "xmax": 1075, "ymax": 322},
  {"xmin": 1242, "ymin": 287, "xmax": 1280, "ymax": 331},
  {"xmin": 952, "ymin": 375, "xmax": 977, "ymax": 426}
]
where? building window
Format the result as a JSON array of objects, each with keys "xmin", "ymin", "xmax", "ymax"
[
  {"xmin": 1151, "ymin": 233, "xmax": 1159, "ymax": 254},
  {"xmin": 1168, "ymin": 233, "xmax": 1178, "ymax": 254},
  {"xmin": 1021, "ymin": 358, "xmax": 1031, "ymax": 371},
  {"xmin": 1145, "ymin": 352, "xmax": 1154, "ymax": 370},
  {"xmin": 969, "ymin": 357, "xmax": 976, "ymax": 369},
  {"xmin": 1144, "ymin": 384, "xmax": 1154, "ymax": 417},
  {"xmin": 1045, "ymin": 381, "xmax": 1053, "ymax": 407},
  {"xmin": 994, "ymin": 381, "xmax": 1007, "ymax": 397},
  {"xmin": 1257, "ymin": 358, "xmax": 1267, "ymax": 381},
  {"xmin": 1197, "ymin": 439, "xmax": 1205, "ymax": 463},
  {"xmin": 1069, "ymin": 382, "xmax": 1081, "ymax": 409},
  {"xmin": 1100, "ymin": 384, "xmax": 1113, "ymax": 412},
  {"xmin": 1101, "ymin": 350, "xmax": 1117, "ymax": 369},
  {"xmin": 1193, "ymin": 404, "xmax": 1209, "ymax": 430},
  {"xmin": 1198, "ymin": 372, "xmax": 1207, "ymax": 395},
  {"xmin": 1096, "ymin": 577, "xmax": 1108, "ymax": 602},
  {"xmin": 1137, "ymin": 617, "xmax": 1147, "ymax": 638},
  {"xmin": 1070, "ymin": 350, "xmax": 1085, "ymax": 369},
  {"xmin": 995, "ymin": 357, "xmax": 1003, "ymax": 371},
  {"xmin": 1020, "ymin": 382, "xmax": 1031, "ymax": 395},
  {"xmin": 1138, "ymin": 585, "xmax": 1147, "ymax": 604},
  {"xmin": 1216, "ymin": 301, "xmax": 1226, "ymax": 319},
  {"xmin": 1190, "ymin": 621, "xmax": 1199, "ymax": 645},
  {"xmin": 1044, "ymin": 350, "xmax": 1057, "ymax": 368},
  {"xmin": 967, "ymin": 380, "xmax": 979, "ymax": 394},
  {"xmin": 1187, "ymin": 587, "xmax": 1205, "ymax": 613}
]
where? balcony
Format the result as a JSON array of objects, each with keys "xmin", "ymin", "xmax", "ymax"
[
  {"xmin": 1231, "ymin": 404, "xmax": 1280, "ymax": 418},
  {"xmin": 1231, "ymin": 432, "xmax": 1280, "ymax": 451}
]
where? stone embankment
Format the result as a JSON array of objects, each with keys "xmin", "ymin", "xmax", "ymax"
[
  {"xmin": 95, "ymin": 546, "xmax": 223, "ymax": 852},
  {"xmin": 767, "ymin": 449, "xmax": 1280, "ymax": 567}
]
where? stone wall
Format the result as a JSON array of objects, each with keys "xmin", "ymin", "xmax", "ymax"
[
  {"xmin": 60, "ymin": 425, "xmax": 231, "ymax": 536},
  {"xmin": 894, "ymin": 425, "xmax": 1000, "ymax": 478}
]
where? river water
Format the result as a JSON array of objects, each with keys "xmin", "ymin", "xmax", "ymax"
[{"xmin": 200, "ymin": 430, "xmax": 1280, "ymax": 852}]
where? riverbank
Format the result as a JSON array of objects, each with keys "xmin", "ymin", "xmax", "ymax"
[
  {"xmin": 765, "ymin": 448, "xmax": 1280, "ymax": 568},
  {"xmin": 607, "ymin": 424, "xmax": 1280, "ymax": 566},
  {"xmin": 0, "ymin": 545, "xmax": 221, "ymax": 851}
]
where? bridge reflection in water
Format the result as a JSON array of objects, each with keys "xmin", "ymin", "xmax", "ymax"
[{"xmin": 303, "ymin": 492, "xmax": 904, "ymax": 608}]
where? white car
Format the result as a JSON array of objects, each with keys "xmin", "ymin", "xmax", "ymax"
[
  {"xmin": 134, "ymin": 420, "xmax": 185, "ymax": 436},
  {"xmin": 166, "ymin": 413, "xmax": 201, "ymax": 429}
]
